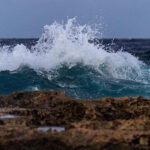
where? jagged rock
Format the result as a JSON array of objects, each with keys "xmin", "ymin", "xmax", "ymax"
[{"xmin": 0, "ymin": 91, "xmax": 150, "ymax": 149}]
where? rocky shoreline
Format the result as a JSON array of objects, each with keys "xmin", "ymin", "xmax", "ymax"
[{"xmin": 0, "ymin": 91, "xmax": 150, "ymax": 149}]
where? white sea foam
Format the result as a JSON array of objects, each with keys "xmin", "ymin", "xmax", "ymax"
[{"xmin": 0, "ymin": 18, "xmax": 149, "ymax": 83}]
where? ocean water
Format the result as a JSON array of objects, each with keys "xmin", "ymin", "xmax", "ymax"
[{"xmin": 0, "ymin": 18, "xmax": 150, "ymax": 99}]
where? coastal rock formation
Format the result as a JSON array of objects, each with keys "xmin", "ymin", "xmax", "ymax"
[{"xmin": 0, "ymin": 91, "xmax": 150, "ymax": 149}]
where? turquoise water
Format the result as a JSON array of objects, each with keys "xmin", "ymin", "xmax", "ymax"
[{"xmin": 0, "ymin": 64, "xmax": 150, "ymax": 99}]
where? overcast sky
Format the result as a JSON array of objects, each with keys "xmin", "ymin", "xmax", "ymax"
[{"xmin": 0, "ymin": 0, "xmax": 150, "ymax": 38}]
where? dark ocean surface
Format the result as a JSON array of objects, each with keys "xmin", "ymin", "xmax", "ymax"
[{"xmin": 0, "ymin": 38, "xmax": 150, "ymax": 99}]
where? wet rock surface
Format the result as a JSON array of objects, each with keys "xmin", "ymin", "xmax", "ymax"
[{"xmin": 0, "ymin": 91, "xmax": 150, "ymax": 149}]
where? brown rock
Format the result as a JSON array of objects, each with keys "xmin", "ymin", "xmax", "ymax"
[{"xmin": 0, "ymin": 91, "xmax": 150, "ymax": 149}]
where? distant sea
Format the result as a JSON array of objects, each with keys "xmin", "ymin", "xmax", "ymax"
[{"xmin": 0, "ymin": 19, "xmax": 150, "ymax": 99}]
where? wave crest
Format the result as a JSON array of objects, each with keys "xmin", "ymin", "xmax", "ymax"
[{"xmin": 0, "ymin": 18, "xmax": 149, "ymax": 84}]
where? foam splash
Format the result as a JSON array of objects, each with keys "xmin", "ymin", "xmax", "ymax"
[{"xmin": 0, "ymin": 18, "xmax": 149, "ymax": 83}]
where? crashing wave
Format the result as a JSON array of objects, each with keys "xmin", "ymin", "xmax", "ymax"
[{"xmin": 0, "ymin": 18, "xmax": 148, "ymax": 83}]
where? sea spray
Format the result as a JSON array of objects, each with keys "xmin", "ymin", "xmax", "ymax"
[{"xmin": 0, "ymin": 18, "xmax": 150, "ymax": 99}]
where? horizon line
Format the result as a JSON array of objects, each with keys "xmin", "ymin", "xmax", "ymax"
[{"xmin": 1, "ymin": 38, "xmax": 150, "ymax": 40}]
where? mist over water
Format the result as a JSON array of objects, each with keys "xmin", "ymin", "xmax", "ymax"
[{"xmin": 0, "ymin": 18, "xmax": 150, "ymax": 99}]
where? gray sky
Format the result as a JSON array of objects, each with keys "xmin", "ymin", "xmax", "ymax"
[{"xmin": 0, "ymin": 0, "xmax": 150, "ymax": 38}]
